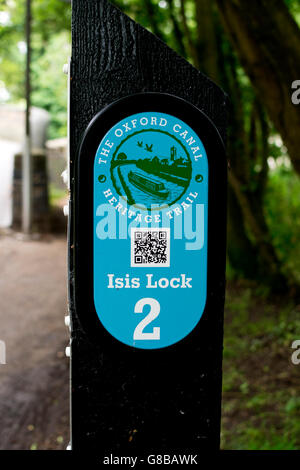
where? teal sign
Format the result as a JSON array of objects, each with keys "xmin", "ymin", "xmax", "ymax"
[{"xmin": 94, "ymin": 112, "xmax": 208, "ymax": 349}]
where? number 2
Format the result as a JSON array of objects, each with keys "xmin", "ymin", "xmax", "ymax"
[{"xmin": 133, "ymin": 298, "xmax": 160, "ymax": 340}]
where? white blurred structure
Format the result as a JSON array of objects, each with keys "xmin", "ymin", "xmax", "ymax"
[
  {"xmin": 0, "ymin": 105, "xmax": 50, "ymax": 228},
  {"xmin": 0, "ymin": 140, "xmax": 20, "ymax": 227},
  {"xmin": 0, "ymin": 105, "xmax": 50, "ymax": 149}
]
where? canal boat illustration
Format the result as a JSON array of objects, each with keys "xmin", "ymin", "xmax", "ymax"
[{"xmin": 128, "ymin": 170, "xmax": 169, "ymax": 199}]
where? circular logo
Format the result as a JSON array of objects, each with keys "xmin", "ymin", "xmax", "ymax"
[{"xmin": 110, "ymin": 129, "xmax": 192, "ymax": 211}]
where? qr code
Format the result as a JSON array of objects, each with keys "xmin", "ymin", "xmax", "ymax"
[{"xmin": 131, "ymin": 228, "xmax": 170, "ymax": 267}]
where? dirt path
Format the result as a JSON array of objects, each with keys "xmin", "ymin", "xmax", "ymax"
[{"xmin": 0, "ymin": 235, "xmax": 69, "ymax": 450}]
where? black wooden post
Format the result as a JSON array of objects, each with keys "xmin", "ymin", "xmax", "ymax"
[{"xmin": 69, "ymin": 0, "xmax": 227, "ymax": 456}]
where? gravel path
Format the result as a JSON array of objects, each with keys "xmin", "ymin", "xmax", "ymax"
[{"xmin": 0, "ymin": 235, "xmax": 69, "ymax": 450}]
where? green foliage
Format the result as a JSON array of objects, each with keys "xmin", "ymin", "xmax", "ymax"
[
  {"xmin": 265, "ymin": 164, "xmax": 300, "ymax": 282},
  {"xmin": 31, "ymin": 31, "xmax": 70, "ymax": 139},
  {"xmin": 49, "ymin": 183, "xmax": 67, "ymax": 206},
  {"xmin": 222, "ymin": 284, "xmax": 300, "ymax": 449},
  {"xmin": 285, "ymin": 0, "xmax": 300, "ymax": 26},
  {"xmin": 0, "ymin": 0, "xmax": 71, "ymax": 136},
  {"xmin": 32, "ymin": 0, "xmax": 71, "ymax": 39}
]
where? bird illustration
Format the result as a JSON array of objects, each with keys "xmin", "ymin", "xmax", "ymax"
[
  {"xmin": 145, "ymin": 144, "xmax": 153, "ymax": 152},
  {"xmin": 137, "ymin": 141, "xmax": 143, "ymax": 147}
]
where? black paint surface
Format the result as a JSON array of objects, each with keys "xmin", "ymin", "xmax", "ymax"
[{"xmin": 70, "ymin": 0, "xmax": 228, "ymax": 453}]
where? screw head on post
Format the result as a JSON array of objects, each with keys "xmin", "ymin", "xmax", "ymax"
[{"xmin": 63, "ymin": 204, "xmax": 69, "ymax": 217}]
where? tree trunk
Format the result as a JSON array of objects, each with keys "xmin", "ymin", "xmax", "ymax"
[
  {"xmin": 166, "ymin": 0, "xmax": 187, "ymax": 58},
  {"xmin": 227, "ymin": 186, "xmax": 260, "ymax": 279},
  {"xmin": 180, "ymin": 0, "xmax": 200, "ymax": 67},
  {"xmin": 193, "ymin": 0, "xmax": 286, "ymax": 286},
  {"xmin": 216, "ymin": 0, "xmax": 300, "ymax": 175},
  {"xmin": 143, "ymin": 0, "xmax": 166, "ymax": 41},
  {"xmin": 195, "ymin": 0, "xmax": 220, "ymax": 84},
  {"xmin": 228, "ymin": 169, "xmax": 288, "ymax": 289}
]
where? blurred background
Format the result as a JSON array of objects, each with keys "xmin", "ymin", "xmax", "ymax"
[{"xmin": 0, "ymin": 0, "xmax": 299, "ymax": 450}]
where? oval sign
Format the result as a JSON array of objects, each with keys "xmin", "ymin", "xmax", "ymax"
[{"xmin": 93, "ymin": 109, "xmax": 208, "ymax": 349}]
